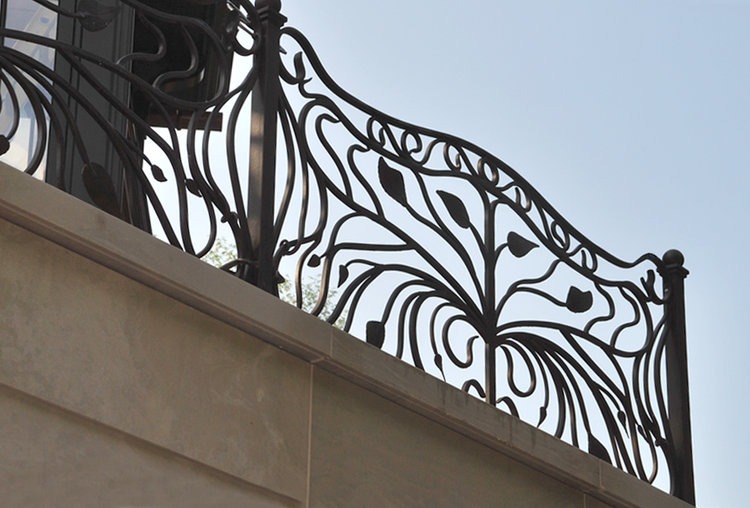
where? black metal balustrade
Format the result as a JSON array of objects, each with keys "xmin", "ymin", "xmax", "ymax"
[{"xmin": 0, "ymin": 1, "xmax": 694, "ymax": 502}]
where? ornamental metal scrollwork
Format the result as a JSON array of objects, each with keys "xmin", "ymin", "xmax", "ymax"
[
  {"xmin": 0, "ymin": 0, "xmax": 262, "ymax": 259},
  {"xmin": 273, "ymin": 27, "xmax": 678, "ymax": 488},
  {"xmin": 0, "ymin": 1, "xmax": 693, "ymax": 501}
]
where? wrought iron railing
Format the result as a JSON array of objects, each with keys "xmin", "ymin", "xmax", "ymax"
[{"xmin": 0, "ymin": 1, "xmax": 694, "ymax": 502}]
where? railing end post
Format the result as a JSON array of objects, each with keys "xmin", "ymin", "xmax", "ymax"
[
  {"xmin": 662, "ymin": 249, "xmax": 687, "ymax": 276},
  {"xmin": 659, "ymin": 248, "xmax": 695, "ymax": 505}
]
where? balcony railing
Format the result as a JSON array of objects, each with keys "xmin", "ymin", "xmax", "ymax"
[{"xmin": 0, "ymin": 0, "xmax": 694, "ymax": 502}]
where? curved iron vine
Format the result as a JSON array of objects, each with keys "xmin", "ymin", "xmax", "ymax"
[
  {"xmin": 0, "ymin": 1, "xmax": 692, "ymax": 500},
  {"xmin": 273, "ymin": 27, "xmax": 677, "ymax": 488},
  {"xmin": 0, "ymin": 0, "xmax": 263, "ymax": 264}
]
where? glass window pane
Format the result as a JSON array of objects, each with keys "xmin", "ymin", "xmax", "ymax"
[{"xmin": 1, "ymin": 1, "xmax": 58, "ymax": 175}]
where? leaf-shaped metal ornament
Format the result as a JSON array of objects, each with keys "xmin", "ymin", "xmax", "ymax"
[
  {"xmin": 588, "ymin": 434, "xmax": 612, "ymax": 464},
  {"xmin": 566, "ymin": 286, "xmax": 593, "ymax": 313},
  {"xmin": 433, "ymin": 353, "xmax": 447, "ymax": 381},
  {"xmin": 434, "ymin": 352, "xmax": 445, "ymax": 374},
  {"xmin": 507, "ymin": 231, "xmax": 539, "ymax": 258},
  {"xmin": 378, "ymin": 158, "xmax": 408, "ymax": 207},
  {"xmin": 538, "ymin": 406, "xmax": 548, "ymax": 426},
  {"xmin": 81, "ymin": 162, "xmax": 121, "ymax": 218},
  {"xmin": 220, "ymin": 211, "xmax": 239, "ymax": 224},
  {"xmin": 366, "ymin": 321, "xmax": 385, "ymax": 349},
  {"xmin": 308, "ymin": 254, "xmax": 321, "ymax": 267},
  {"xmin": 151, "ymin": 165, "xmax": 167, "ymax": 182},
  {"xmin": 643, "ymin": 416, "xmax": 660, "ymax": 437},
  {"xmin": 637, "ymin": 425, "xmax": 647, "ymax": 439},
  {"xmin": 641, "ymin": 269, "xmax": 659, "ymax": 301},
  {"xmin": 617, "ymin": 411, "xmax": 627, "ymax": 428},
  {"xmin": 338, "ymin": 265, "xmax": 349, "ymax": 286},
  {"xmin": 293, "ymin": 52, "xmax": 307, "ymax": 81},
  {"xmin": 78, "ymin": 0, "xmax": 120, "ymax": 32},
  {"xmin": 0, "ymin": 135, "xmax": 9, "ymax": 155},
  {"xmin": 436, "ymin": 190, "xmax": 471, "ymax": 229},
  {"xmin": 185, "ymin": 179, "xmax": 202, "ymax": 197}
]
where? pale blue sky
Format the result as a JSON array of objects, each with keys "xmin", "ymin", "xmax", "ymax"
[{"xmin": 280, "ymin": 1, "xmax": 750, "ymax": 506}]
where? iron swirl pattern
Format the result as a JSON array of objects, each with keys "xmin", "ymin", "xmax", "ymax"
[
  {"xmin": 0, "ymin": 0, "xmax": 262, "ymax": 261},
  {"xmin": 274, "ymin": 27, "xmax": 675, "ymax": 489},
  {"xmin": 0, "ymin": 2, "xmax": 684, "ymax": 494}
]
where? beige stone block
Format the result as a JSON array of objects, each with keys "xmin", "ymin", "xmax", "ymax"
[
  {"xmin": 0, "ymin": 385, "xmax": 297, "ymax": 507},
  {"xmin": 327, "ymin": 324, "xmax": 601, "ymax": 495},
  {"xmin": 0, "ymin": 219, "xmax": 311, "ymax": 502},
  {"xmin": 507, "ymin": 412, "xmax": 601, "ymax": 489},
  {"xmin": 309, "ymin": 369, "xmax": 584, "ymax": 508},
  {"xmin": 0, "ymin": 164, "xmax": 332, "ymax": 362}
]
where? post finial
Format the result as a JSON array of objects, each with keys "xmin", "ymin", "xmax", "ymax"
[{"xmin": 662, "ymin": 249, "xmax": 685, "ymax": 268}]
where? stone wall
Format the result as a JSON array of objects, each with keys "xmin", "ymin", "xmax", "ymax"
[{"xmin": 0, "ymin": 164, "xmax": 690, "ymax": 507}]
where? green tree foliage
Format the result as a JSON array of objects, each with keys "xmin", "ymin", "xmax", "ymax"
[{"xmin": 202, "ymin": 238, "xmax": 346, "ymax": 329}]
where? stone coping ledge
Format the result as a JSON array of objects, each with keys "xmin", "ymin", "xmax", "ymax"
[{"xmin": 0, "ymin": 164, "xmax": 691, "ymax": 508}]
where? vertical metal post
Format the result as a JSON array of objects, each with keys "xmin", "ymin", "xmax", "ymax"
[
  {"xmin": 484, "ymin": 200, "xmax": 498, "ymax": 407},
  {"xmin": 247, "ymin": 0, "xmax": 285, "ymax": 293},
  {"xmin": 485, "ymin": 342, "xmax": 497, "ymax": 405},
  {"xmin": 43, "ymin": 0, "xmax": 152, "ymax": 230},
  {"xmin": 0, "ymin": 2, "xmax": 7, "ymax": 41},
  {"xmin": 660, "ymin": 249, "xmax": 695, "ymax": 505},
  {"xmin": 47, "ymin": 0, "xmax": 138, "ymax": 214}
]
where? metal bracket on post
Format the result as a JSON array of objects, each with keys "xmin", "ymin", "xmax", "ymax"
[
  {"xmin": 247, "ymin": 0, "xmax": 286, "ymax": 294},
  {"xmin": 660, "ymin": 249, "xmax": 695, "ymax": 505}
]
